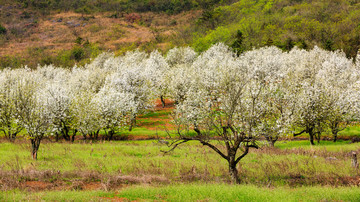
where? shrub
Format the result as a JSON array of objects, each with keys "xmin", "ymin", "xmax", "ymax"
[
  {"xmin": 0, "ymin": 24, "xmax": 7, "ymax": 35},
  {"xmin": 71, "ymin": 46, "xmax": 85, "ymax": 61}
]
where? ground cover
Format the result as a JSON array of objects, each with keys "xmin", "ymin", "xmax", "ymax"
[
  {"xmin": 0, "ymin": 140, "xmax": 359, "ymax": 190},
  {"xmin": 0, "ymin": 100, "xmax": 359, "ymax": 201},
  {"xmin": 1, "ymin": 184, "xmax": 360, "ymax": 201}
]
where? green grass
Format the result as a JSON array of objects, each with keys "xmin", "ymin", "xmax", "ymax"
[
  {"xmin": 339, "ymin": 125, "xmax": 360, "ymax": 137},
  {"xmin": 1, "ymin": 184, "xmax": 360, "ymax": 201},
  {"xmin": 139, "ymin": 110, "xmax": 172, "ymax": 119},
  {"xmin": 0, "ymin": 140, "xmax": 359, "ymax": 186},
  {"xmin": 119, "ymin": 127, "xmax": 168, "ymax": 138},
  {"xmin": 0, "ymin": 190, "xmax": 107, "ymax": 201},
  {"xmin": 116, "ymin": 184, "xmax": 360, "ymax": 202},
  {"xmin": 275, "ymin": 140, "xmax": 355, "ymax": 151}
]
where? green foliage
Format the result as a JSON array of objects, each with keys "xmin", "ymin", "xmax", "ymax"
[
  {"xmin": 193, "ymin": 26, "xmax": 232, "ymax": 52},
  {"xmin": 231, "ymin": 30, "xmax": 244, "ymax": 55},
  {"xmin": 0, "ymin": 24, "xmax": 7, "ymax": 35},
  {"xmin": 13, "ymin": 0, "xmax": 233, "ymax": 14},
  {"xmin": 74, "ymin": 36, "xmax": 83, "ymax": 45},
  {"xmin": 0, "ymin": 55, "xmax": 25, "ymax": 69},
  {"xmin": 71, "ymin": 46, "xmax": 85, "ymax": 61},
  {"xmin": 193, "ymin": 0, "xmax": 360, "ymax": 57}
]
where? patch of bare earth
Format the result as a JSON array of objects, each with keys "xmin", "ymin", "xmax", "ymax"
[{"xmin": 0, "ymin": 9, "xmax": 201, "ymax": 59}]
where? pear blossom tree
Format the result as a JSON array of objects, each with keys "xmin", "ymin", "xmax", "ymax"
[
  {"xmin": 0, "ymin": 69, "xmax": 25, "ymax": 142},
  {"xmin": 111, "ymin": 69, "xmax": 155, "ymax": 131},
  {"xmin": 144, "ymin": 50, "xmax": 170, "ymax": 107},
  {"xmin": 43, "ymin": 81, "xmax": 76, "ymax": 142},
  {"xmin": 67, "ymin": 65, "xmax": 111, "ymax": 140},
  {"xmin": 13, "ymin": 71, "xmax": 52, "ymax": 160},
  {"xmin": 37, "ymin": 66, "xmax": 77, "ymax": 142},
  {"xmin": 289, "ymin": 47, "xmax": 356, "ymax": 144},
  {"xmin": 165, "ymin": 47, "xmax": 197, "ymax": 104},
  {"xmin": 165, "ymin": 46, "xmax": 197, "ymax": 67},
  {"xmin": 320, "ymin": 52, "xmax": 358, "ymax": 142},
  {"xmin": 71, "ymin": 92, "xmax": 101, "ymax": 140},
  {"xmin": 93, "ymin": 84, "xmax": 134, "ymax": 140},
  {"xmin": 165, "ymin": 44, "xmax": 295, "ymax": 184}
]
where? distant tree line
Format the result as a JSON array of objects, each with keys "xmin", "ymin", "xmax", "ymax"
[
  {"xmin": 12, "ymin": 0, "xmax": 232, "ymax": 14},
  {"xmin": 193, "ymin": 0, "xmax": 360, "ymax": 59}
]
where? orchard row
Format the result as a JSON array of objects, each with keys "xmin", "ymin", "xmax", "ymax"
[{"xmin": 0, "ymin": 44, "xmax": 359, "ymax": 173}]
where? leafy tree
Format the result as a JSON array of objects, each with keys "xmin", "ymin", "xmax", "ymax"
[{"xmin": 231, "ymin": 30, "xmax": 244, "ymax": 56}]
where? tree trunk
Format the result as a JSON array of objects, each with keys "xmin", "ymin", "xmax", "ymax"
[
  {"xmin": 316, "ymin": 132, "xmax": 321, "ymax": 144},
  {"xmin": 4, "ymin": 131, "xmax": 17, "ymax": 143},
  {"xmin": 9, "ymin": 132, "xmax": 16, "ymax": 143},
  {"xmin": 229, "ymin": 161, "xmax": 240, "ymax": 184},
  {"xmin": 309, "ymin": 132, "xmax": 315, "ymax": 145},
  {"xmin": 30, "ymin": 136, "xmax": 42, "ymax": 160},
  {"xmin": 71, "ymin": 129, "xmax": 77, "ymax": 142},
  {"xmin": 333, "ymin": 131, "xmax": 338, "ymax": 142},
  {"xmin": 55, "ymin": 132, "xmax": 59, "ymax": 142},
  {"xmin": 61, "ymin": 125, "xmax": 70, "ymax": 141},
  {"xmin": 107, "ymin": 130, "xmax": 114, "ymax": 141},
  {"xmin": 265, "ymin": 136, "xmax": 277, "ymax": 147},
  {"xmin": 160, "ymin": 95, "xmax": 165, "ymax": 108},
  {"xmin": 351, "ymin": 151, "xmax": 359, "ymax": 168},
  {"xmin": 269, "ymin": 140, "xmax": 275, "ymax": 147},
  {"xmin": 129, "ymin": 116, "xmax": 136, "ymax": 131},
  {"xmin": 309, "ymin": 136, "xmax": 315, "ymax": 145}
]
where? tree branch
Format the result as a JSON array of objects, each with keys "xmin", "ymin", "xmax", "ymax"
[
  {"xmin": 293, "ymin": 129, "xmax": 306, "ymax": 137},
  {"xmin": 200, "ymin": 140, "xmax": 228, "ymax": 160}
]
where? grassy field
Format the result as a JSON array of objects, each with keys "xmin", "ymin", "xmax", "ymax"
[
  {"xmin": 0, "ymin": 139, "xmax": 359, "ymax": 186},
  {"xmin": 0, "ymin": 106, "xmax": 360, "ymax": 201},
  {"xmin": 2, "ymin": 184, "xmax": 360, "ymax": 201}
]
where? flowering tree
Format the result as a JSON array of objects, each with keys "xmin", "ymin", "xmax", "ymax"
[
  {"xmin": 13, "ymin": 71, "xmax": 52, "ymax": 160},
  {"xmin": 68, "ymin": 65, "xmax": 110, "ymax": 140},
  {"xmin": 37, "ymin": 66, "xmax": 77, "ymax": 142},
  {"xmin": 166, "ymin": 47, "xmax": 197, "ymax": 104},
  {"xmin": 289, "ymin": 47, "xmax": 357, "ymax": 144},
  {"xmin": 93, "ymin": 84, "xmax": 134, "ymax": 140},
  {"xmin": 0, "ymin": 69, "xmax": 24, "ymax": 142},
  {"xmin": 144, "ymin": 50, "xmax": 169, "ymax": 107},
  {"xmin": 239, "ymin": 47, "xmax": 294, "ymax": 147},
  {"xmin": 322, "ymin": 52, "xmax": 358, "ymax": 142},
  {"xmin": 111, "ymin": 53, "xmax": 155, "ymax": 131},
  {"xmin": 165, "ymin": 44, "xmax": 295, "ymax": 183}
]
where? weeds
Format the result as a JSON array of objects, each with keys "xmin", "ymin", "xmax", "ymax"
[{"xmin": 0, "ymin": 141, "xmax": 359, "ymax": 191}]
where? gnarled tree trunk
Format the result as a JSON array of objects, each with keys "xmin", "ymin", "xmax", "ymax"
[
  {"xmin": 30, "ymin": 136, "xmax": 42, "ymax": 160},
  {"xmin": 228, "ymin": 156, "xmax": 240, "ymax": 184},
  {"xmin": 265, "ymin": 136, "xmax": 278, "ymax": 147},
  {"xmin": 160, "ymin": 95, "xmax": 166, "ymax": 108},
  {"xmin": 71, "ymin": 129, "xmax": 77, "ymax": 142},
  {"xmin": 9, "ymin": 132, "xmax": 17, "ymax": 143},
  {"xmin": 309, "ymin": 132, "xmax": 315, "ymax": 145}
]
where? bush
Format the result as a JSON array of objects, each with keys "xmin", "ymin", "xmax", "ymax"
[
  {"xmin": 71, "ymin": 46, "xmax": 85, "ymax": 61},
  {"xmin": 0, "ymin": 24, "xmax": 7, "ymax": 35}
]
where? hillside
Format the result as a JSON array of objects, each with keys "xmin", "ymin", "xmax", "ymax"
[
  {"xmin": 193, "ymin": 0, "xmax": 360, "ymax": 57},
  {"xmin": 2, "ymin": 0, "xmax": 360, "ymax": 68},
  {"xmin": 0, "ymin": 4, "xmax": 200, "ymax": 68}
]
